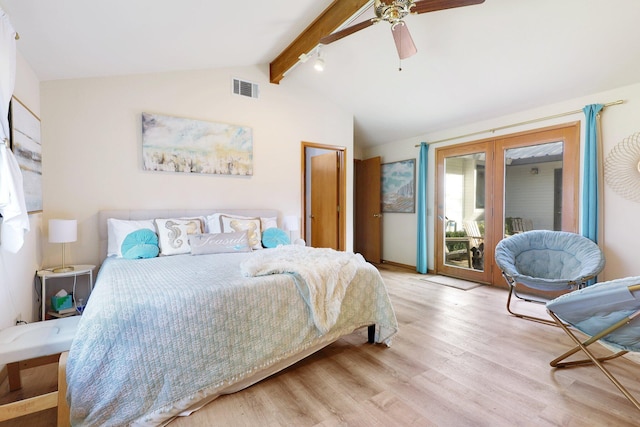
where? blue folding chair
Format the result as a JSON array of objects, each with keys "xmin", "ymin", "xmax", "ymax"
[
  {"xmin": 546, "ymin": 276, "xmax": 640, "ymax": 410},
  {"xmin": 495, "ymin": 230, "xmax": 605, "ymax": 324}
]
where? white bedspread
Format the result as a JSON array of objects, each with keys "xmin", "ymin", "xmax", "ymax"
[
  {"xmin": 241, "ymin": 245, "xmax": 365, "ymax": 333},
  {"xmin": 66, "ymin": 250, "xmax": 397, "ymax": 426}
]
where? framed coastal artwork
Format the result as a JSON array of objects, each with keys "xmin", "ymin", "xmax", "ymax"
[
  {"xmin": 381, "ymin": 159, "xmax": 415, "ymax": 213},
  {"xmin": 10, "ymin": 97, "xmax": 42, "ymax": 213},
  {"xmin": 141, "ymin": 112, "xmax": 253, "ymax": 176}
]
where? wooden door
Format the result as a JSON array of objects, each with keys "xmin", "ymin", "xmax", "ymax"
[
  {"xmin": 490, "ymin": 123, "xmax": 580, "ymax": 287},
  {"xmin": 355, "ymin": 157, "xmax": 382, "ymax": 263},
  {"xmin": 311, "ymin": 152, "xmax": 339, "ymax": 249},
  {"xmin": 435, "ymin": 141, "xmax": 494, "ymax": 284},
  {"xmin": 434, "ymin": 122, "xmax": 580, "ymax": 287}
]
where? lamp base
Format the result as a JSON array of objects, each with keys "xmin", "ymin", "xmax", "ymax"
[{"xmin": 52, "ymin": 266, "xmax": 75, "ymax": 273}]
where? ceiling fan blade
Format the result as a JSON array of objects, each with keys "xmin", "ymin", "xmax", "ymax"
[
  {"xmin": 412, "ymin": 0, "xmax": 485, "ymax": 14},
  {"xmin": 319, "ymin": 19, "xmax": 375, "ymax": 45},
  {"xmin": 392, "ymin": 23, "xmax": 417, "ymax": 60}
]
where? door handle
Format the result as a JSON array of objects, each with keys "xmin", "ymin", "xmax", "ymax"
[{"xmin": 373, "ymin": 213, "xmax": 382, "ymax": 218}]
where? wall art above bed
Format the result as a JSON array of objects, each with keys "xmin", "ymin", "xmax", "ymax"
[{"xmin": 141, "ymin": 112, "xmax": 253, "ymax": 176}]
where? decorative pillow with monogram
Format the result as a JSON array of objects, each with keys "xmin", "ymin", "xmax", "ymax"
[{"xmin": 189, "ymin": 231, "xmax": 252, "ymax": 255}]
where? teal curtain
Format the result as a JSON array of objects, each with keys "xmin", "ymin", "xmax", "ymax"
[
  {"xmin": 416, "ymin": 142, "xmax": 429, "ymax": 273},
  {"xmin": 582, "ymin": 104, "xmax": 603, "ymax": 243}
]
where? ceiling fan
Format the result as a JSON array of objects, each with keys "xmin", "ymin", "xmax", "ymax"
[{"xmin": 319, "ymin": 0, "xmax": 485, "ymax": 60}]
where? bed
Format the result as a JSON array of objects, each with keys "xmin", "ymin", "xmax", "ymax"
[{"xmin": 63, "ymin": 209, "xmax": 398, "ymax": 426}]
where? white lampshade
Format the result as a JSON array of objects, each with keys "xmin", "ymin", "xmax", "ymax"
[
  {"xmin": 49, "ymin": 219, "xmax": 77, "ymax": 243},
  {"xmin": 283, "ymin": 215, "xmax": 299, "ymax": 232}
]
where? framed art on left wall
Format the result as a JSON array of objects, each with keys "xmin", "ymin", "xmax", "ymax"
[{"xmin": 10, "ymin": 96, "xmax": 42, "ymax": 213}]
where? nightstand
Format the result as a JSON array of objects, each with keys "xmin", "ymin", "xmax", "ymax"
[{"xmin": 36, "ymin": 264, "xmax": 95, "ymax": 321}]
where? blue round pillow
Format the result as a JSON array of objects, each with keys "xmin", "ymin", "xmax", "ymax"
[
  {"xmin": 261, "ymin": 227, "xmax": 290, "ymax": 248},
  {"xmin": 121, "ymin": 229, "xmax": 159, "ymax": 259}
]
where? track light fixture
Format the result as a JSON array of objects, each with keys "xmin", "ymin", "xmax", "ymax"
[{"xmin": 314, "ymin": 48, "xmax": 325, "ymax": 72}]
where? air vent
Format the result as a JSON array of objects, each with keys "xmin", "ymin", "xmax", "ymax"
[{"xmin": 232, "ymin": 78, "xmax": 259, "ymax": 99}]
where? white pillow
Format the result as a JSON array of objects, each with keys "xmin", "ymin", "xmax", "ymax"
[
  {"xmin": 206, "ymin": 213, "xmax": 278, "ymax": 233},
  {"xmin": 260, "ymin": 216, "xmax": 278, "ymax": 231},
  {"xmin": 205, "ymin": 213, "xmax": 227, "ymax": 234},
  {"xmin": 155, "ymin": 218, "xmax": 203, "ymax": 256},
  {"xmin": 219, "ymin": 215, "xmax": 262, "ymax": 249},
  {"xmin": 107, "ymin": 218, "xmax": 156, "ymax": 258}
]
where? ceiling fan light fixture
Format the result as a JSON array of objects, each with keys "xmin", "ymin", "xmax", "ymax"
[
  {"xmin": 392, "ymin": 21, "xmax": 417, "ymax": 59},
  {"xmin": 375, "ymin": 0, "xmax": 415, "ymax": 25}
]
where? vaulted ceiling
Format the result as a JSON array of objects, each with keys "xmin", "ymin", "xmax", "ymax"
[{"xmin": 3, "ymin": 0, "xmax": 640, "ymax": 147}]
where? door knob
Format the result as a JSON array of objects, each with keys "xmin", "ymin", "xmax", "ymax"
[{"xmin": 373, "ymin": 213, "xmax": 382, "ymax": 218}]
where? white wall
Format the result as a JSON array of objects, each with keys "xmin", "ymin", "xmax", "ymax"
[
  {"xmin": 0, "ymin": 52, "xmax": 42, "ymax": 327},
  {"xmin": 364, "ymin": 82, "xmax": 640, "ymax": 280},
  {"xmin": 39, "ymin": 65, "xmax": 354, "ymax": 268}
]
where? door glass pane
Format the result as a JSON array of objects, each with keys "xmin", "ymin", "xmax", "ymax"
[
  {"xmin": 444, "ymin": 153, "xmax": 486, "ymax": 271},
  {"xmin": 504, "ymin": 141, "xmax": 563, "ymax": 236}
]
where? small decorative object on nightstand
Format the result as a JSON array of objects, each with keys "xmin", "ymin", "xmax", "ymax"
[
  {"xmin": 36, "ymin": 264, "xmax": 95, "ymax": 321},
  {"xmin": 49, "ymin": 218, "xmax": 77, "ymax": 273}
]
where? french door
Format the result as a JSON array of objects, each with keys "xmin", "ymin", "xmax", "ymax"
[
  {"xmin": 436, "ymin": 141, "xmax": 494, "ymax": 283},
  {"xmin": 435, "ymin": 123, "xmax": 580, "ymax": 286}
]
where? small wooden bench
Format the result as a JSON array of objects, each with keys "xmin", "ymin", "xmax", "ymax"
[{"xmin": 0, "ymin": 316, "xmax": 79, "ymax": 424}]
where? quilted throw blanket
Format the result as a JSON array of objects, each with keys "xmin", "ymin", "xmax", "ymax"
[
  {"xmin": 66, "ymin": 251, "xmax": 397, "ymax": 426},
  {"xmin": 241, "ymin": 245, "xmax": 365, "ymax": 334}
]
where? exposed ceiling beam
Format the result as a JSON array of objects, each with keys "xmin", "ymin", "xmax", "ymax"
[{"xmin": 270, "ymin": 0, "xmax": 370, "ymax": 84}]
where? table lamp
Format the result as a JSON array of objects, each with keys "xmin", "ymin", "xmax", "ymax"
[
  {"xmin": 283, "ymin": 215, "xmax": 299, "ymax": 242},
  {"xmin": 49, "ymin": 219, "xmax": 77, "ymax": 273}
]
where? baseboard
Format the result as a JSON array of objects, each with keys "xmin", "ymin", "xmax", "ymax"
[
  {"xmin": 375, "ymin": 260, "xmax": 435, "ymax": 275},
  {"xmin": 380, "ymin": 260, "xmax": 415, "ymax": 271},
  {"xmin": 379, "ymin": 260, "xmax": 414, "ymax": 270}
]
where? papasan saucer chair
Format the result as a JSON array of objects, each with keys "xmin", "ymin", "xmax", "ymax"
[{"xmin": 494, "ymin": 230, "xmax": 605, "ymax": 324}]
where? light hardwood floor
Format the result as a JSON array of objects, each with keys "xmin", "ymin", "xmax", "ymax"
[{"xmin": 2, "ymin": 264, "xmax": 640, "ymax": 426}]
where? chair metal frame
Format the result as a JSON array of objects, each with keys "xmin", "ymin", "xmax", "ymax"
[
  {"xmin": 546, "ymin": 283, "xmax": 640, "ymax": 411},
  {"xmin": 503, "ymin": 272, "xmax": 593, "ymax": 325}
]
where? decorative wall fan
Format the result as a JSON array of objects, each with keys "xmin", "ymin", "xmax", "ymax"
[
  {"xmin": 604, "ymin": 132, "xmax": 640, "ymax": 203},
  {"xmin": 319, "ymin": 0, "xmax": 485, "ymax": 59}
]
